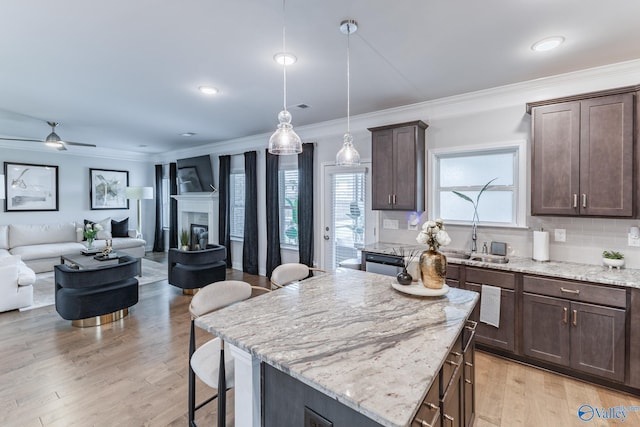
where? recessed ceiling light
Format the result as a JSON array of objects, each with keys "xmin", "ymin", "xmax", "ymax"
[
  {"xmin": 531, "ymin": 36, "xmax": 565, "ymax": 52},
  {"xmin": 273, "ymin": 52, "xmax": 297, "ymax": 66},
  {"xmin": 180, "ymin": 132, "xmax": 196, "ymax": 137},
  {"xmin": 198, "ymin": 85, "xmax": 219, "ymax": 95}
]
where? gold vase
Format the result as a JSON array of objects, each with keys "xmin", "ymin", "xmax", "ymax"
[{"xmin": 419, "ymin": 247, "xmax": 447, "ymax": 289}]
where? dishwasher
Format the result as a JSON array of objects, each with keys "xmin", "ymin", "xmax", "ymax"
[{"xmin": 364, "ymin": 252, "xmax": 404, "ymax": 276}]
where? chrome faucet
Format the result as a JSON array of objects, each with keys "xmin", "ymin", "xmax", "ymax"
[{"xmin": 471, "ymin": 222, "xmax": 477, "ymax": 253}]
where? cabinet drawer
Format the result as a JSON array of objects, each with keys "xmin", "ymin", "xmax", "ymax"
[
  {"xmin": 412, "ymin": 373, "xmax": 441, "ymax": 427},
  {"xmin": 447, "ymin": 265, "xmax": 460, "ymax": 281},
  {"xmin": 465, "ymin": 267, "xmax": 515, "ymax": 290},
  {"xmin": 523, "ymin": 275, "xmax": 626, "ymax": 308}
]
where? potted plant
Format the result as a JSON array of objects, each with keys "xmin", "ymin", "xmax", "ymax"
[
  {"xmin": 602, "ymin": 250, "xmax": 624, "ymax": 270},
  {"xmin": 180, "ymin": 229, "xmax": 190, "ymax": 251}
]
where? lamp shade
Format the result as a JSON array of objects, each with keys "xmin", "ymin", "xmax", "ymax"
[
  {"xmin": 125, "ymin": 186, "xmax": 153, "ymax": 200},
  {"xmin": 0, "ymin": 175, "xmax": 5, "ymax": 199}
]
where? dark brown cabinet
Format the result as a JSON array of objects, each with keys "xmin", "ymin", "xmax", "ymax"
[
  {"xmin": 369, "ymin": 121, "xmax": 427, "ymax": 211},
  {"xmin": 530, "ymin": 91, "xmax": 635, "ymax": 217},
  {"xmin": 522, "ymin": 276, "xmax": 626, "ymax": 383},
  {"xmin": 464, "ymin": 267, "xmax": 516, "ymax": 353}
]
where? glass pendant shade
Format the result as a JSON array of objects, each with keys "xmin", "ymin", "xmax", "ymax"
[
  {"xmin": 335, "ymin": 132, "xmax": 360, "ymax": 166},
  {"xmin": 269, "ymin": 109, "xmax": 302, "ymax": 154}
]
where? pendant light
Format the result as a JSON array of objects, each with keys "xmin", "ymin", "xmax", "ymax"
[
  {"xmin": 268, "ymin": 0, "xmax": 302, "ymax": 155},
  {"xmin": 335, "ymin": 19, "xmax": 361, "ymax": 166}
]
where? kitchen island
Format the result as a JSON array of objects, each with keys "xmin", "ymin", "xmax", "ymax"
[{"xmin": 195, "ymin": 268, "xmax": 479, "ymax": 427}]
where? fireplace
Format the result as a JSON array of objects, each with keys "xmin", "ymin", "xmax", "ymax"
[{"xmin": 172, "ymin": 194, "xmax": 218, "ymax": 247}]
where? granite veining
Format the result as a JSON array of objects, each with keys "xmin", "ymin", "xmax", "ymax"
[
  {"xmin": 363, "ymin": 242, "xmax": 640, "ymax": 289},
  {"xmin": 195, "ymin": 269, "xmax": 478, "ymax": 427}
]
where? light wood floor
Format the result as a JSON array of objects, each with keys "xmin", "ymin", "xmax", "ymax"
[{"xmin": 1, "ymin": 257, "xmax": 638, "ymax": 426}]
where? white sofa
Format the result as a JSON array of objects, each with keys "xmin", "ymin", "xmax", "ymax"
[
  {"xmin": 0, "ymin": 254, "xmax": 36, "ymax": 312},
  {"xmin": 0, "ymin": 222, "xmax": 146, "ymax": 274}
]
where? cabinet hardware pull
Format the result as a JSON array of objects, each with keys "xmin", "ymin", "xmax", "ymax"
[
  {"xmin": 465, "ymin": 361, "xmax": 474, "ymax": 367},
  {"xmin": 560, "ymin": 287, "xmax": 580, "ymax": 295},
  {"xmin": 446, "ymin": 359, "xmax": 460, "ymax": 367},
  {"xmin": 582, "ymin": 194, "xmax": 587, "ymax": 208},
  {"xmin": 393, "ymin": 194, "xmax": 397, "ymax": 205},
  {"xmin": 465, "ymin": 320, "xmax": 478, "ymax": 331},
  {"xmin": 421, "ymin": 402, "xmax": 438, "ymax": 411},
  {"xmin": 388, "ymin": 194, "xmax": 392, "ymax": 205},
  {"xmin": 444, "ymin": 414, "xmax": 455, "ymax": 425},
  {"xmin": 563, "ymin": 307, "xmax": 568, "ymax": 324},
  {"xmin": 573, "ymin": 194, "xmax": 578, "ymax": 208},
  {"xmin": 414, "ymin": 417, "xmax": 433, "ymax": 427},
  {"xmin": 465, "ymin": 379, "xmax": 473, "ymax": 384},
  {"xmin": 451, "ymin": 351, "xmax": 462, "ymax": 357},
  {"xmin": 573, "ymin": 309, "xmax": 577, "ymax": 326}
]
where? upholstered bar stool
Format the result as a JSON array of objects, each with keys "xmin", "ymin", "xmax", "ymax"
[
  {"xmin": 188, "ymin": 280, "xmax": 269, "ymax": 426},
  {"xmin": 270, "ymin": 263, "xmax": 326, "ymax": 289},
  {"xmin": 169, "ymin": 244, "xmax": 226, "ymax": 295}
]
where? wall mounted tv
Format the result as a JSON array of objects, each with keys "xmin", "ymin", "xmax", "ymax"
[{"xmin": 176, "ymin": 155, "xmax": 215, "ymax": 194}]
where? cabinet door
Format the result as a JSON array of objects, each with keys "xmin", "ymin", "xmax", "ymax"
[
  {"xmin": 466, "ymin": 283, "xmax": 515, "ymax": 352},
  {"xmin": 522, "ymin": 293, "xmax": 571, "ymax": 367},
  {"xmin": 579, "ymin": 93, "xmax": 634, "ymax": 217},
  {"xmin": 441, "ymin": 365, "xmax": 462, "ymax": 427},
  {"xmin": 371, "ymin": 129, "xmax": 394, "ymax": 210},
  {"xmin": 570, "ymin": 301, "xmax": 626, "ymax": 382},
  {"xmin": 392, "ymin": 126, "xmax": 418, "ymax": 210},
  {"xmin": 531, "ymin": 102, "xmax": 580, "ymax": 215},
  {"xmin": 462, "ymin": 325, "xmax": 475, "ymax": 427}
]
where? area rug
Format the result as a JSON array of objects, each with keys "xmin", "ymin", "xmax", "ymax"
[{"xmin": 20, "ymin": 258, "xmax": 168, "ymax": 311}]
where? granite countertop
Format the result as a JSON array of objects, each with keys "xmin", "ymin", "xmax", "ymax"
[
  {"xmin": 362, "ymin": 242, "xmax": 640, "ymax": 289},
  {"xmin": 195, "ymin": 269, "xmax": 479, "ymax": 427}
]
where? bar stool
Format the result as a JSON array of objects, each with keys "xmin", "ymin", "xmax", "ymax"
[
  {"xmin": 270, "ymin": 263, "xmax": 326, "ymax": 289},
  {"xmin": 188, "ymin": 280, "xmax": 269, "ymax": 426}
]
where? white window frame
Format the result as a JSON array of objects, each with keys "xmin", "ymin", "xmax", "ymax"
[
  {"xmin": 161, "ymin": 177, "xmax": 170, "ymax": 230},
  {"xmin": 279, "ymin": 167, "xmax": 299, "ymax": 249},
  {"xmin": 229, "ymin": 171, "xmax": 245, "ymax": 240},
  {"xmin": 428, "ymin": 140, "xmax": 527, "ymax": 228}
]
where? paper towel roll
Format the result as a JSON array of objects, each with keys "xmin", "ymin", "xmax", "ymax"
[{"xmin": 533, "ymin": 231, "xmax": 550, "ymax": 261}]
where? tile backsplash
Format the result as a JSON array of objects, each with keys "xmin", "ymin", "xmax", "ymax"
[{"xmin": 377, "ymin": 211, "xmax": 640, "ymax": 270}]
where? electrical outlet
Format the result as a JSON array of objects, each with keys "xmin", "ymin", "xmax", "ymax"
[
  {"xmin": 383, "ymin": 219, "xmax": 399, "ymax": 229},
  {"xmin": 554, "ymin": 228, "xmax": 566, "ymax": 242},
  {"xmin": 629, "ymin": 234, "xmax": 640, "ymax": 247}
]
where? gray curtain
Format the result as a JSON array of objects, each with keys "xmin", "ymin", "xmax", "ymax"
[
  {"xmin": 265, "ymin": 150, "xmax": 281, "ymax": 277},
  {"xmin": 298, "ymin": 143, "xmax": 314, "ymax": 267},
  {"xmin": 169, "ymin": 162, "xmax": 178, "ymax": 248},
  {"xmin": 218, "ymin": 155, "xmax": 232, "ymax": 267},
  {"xmin": 243, "ymin": 151, "xmax": 258, "ymax": 275},
  {"xmin": 152, "ymin": 164, "xmax": 164, "ymax": 252}
]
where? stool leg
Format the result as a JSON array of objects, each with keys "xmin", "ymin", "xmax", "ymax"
[
  {"xmin": 218, "ymin": 339, "xmax": 226, "ymax": 427},
  {"xmin": 188, "ymin": 321, "xmax": 196, "ymax": 426}
]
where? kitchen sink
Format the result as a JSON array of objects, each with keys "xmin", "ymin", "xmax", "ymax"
[
  {"xmin": 470, "ymin": 254, "xmax": 509, "ymax": 264},
  {"xmin": 441, "ymin": 250, "xmax": 471, "ymax": 260}
]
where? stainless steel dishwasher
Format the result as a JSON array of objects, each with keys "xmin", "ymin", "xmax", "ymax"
[{"xmin": 364, "ymin": 252, "xmax": 404, "ymax": 276}]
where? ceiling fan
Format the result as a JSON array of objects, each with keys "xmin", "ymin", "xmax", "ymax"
[{"xmin": 0, "ymin": 121, "xmax": 97, "ymax": 151}]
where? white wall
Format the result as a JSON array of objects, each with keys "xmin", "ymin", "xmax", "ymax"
[
  {"xmin": 156, "ymin": 59, "xmax": 640, "ymax": 273},
  {"xmin": 0, "ymin": 147, "xmax": 155, "ymax": 248}
]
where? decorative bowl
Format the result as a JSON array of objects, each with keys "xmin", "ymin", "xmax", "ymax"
[{"xmin": 602, "ymin": 258, "xmax": 624, "ymax": 270}]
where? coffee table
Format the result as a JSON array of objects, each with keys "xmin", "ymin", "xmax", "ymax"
[{"xmin": 60, "ymin": 250, "xmax": 141, "ymax": 275}]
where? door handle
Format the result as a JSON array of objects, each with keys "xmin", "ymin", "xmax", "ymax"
[
  {"xmin": 560, "ymin": 287, "xmax": 580, "ymax": 295},
  {"xmin": 563, "ymin": 307, "xmax": 568, "ymax": 324},
  {"xmin": 582, "ymin": 194, "xmax": 587, "ymax": 208},
  {"xmin": 393, "ymin": 194, "xmax": 397, "ymax": 205},
  {"xmin": 572, "ymin": 309, "xmax": 577, "ymax": 326},
  {"xmin": 323, "ymin": 235, "xmax": 330, "ymax": 240},
  {"xmin": 573, "ymin": 194, "xmax": 578, "ymax": 208},
  {"xmin": 388, "ymin": 194, "xmax": 392, "ymax": 205}
]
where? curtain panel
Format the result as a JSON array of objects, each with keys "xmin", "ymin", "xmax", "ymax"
[
  {"xmin": 218, "ymin": 155, "xmax": 232, "ymax": 267},
  {"xmin": 265, "ymin": 150, "xmax": 281, "ymax": 277},
  {"xmin": 243, "ymin": 151, "xmax": 259, "ymax": 275},
  {"xmin": 298, "ymin": 143, "xmax": 314, "ymax": 267},
  {"xmin": 152, "ymin": 164, "xmax": 164, "ymax": 252}
]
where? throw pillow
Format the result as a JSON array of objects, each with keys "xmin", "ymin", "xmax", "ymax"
[
  {"xmin": 111, "ymin": 218, "xmax": 129, "ymax": 237},
  {"xmin": 83, "ymin": 217, "xmax": 113, "ymax": 240}
]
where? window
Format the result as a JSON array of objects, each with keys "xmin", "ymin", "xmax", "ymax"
[
  {"xmin": 161, "ymin": 177, "xmax": 170, "ymax": 229},
  {"xmin": 230, "ymin": 172, "xmax": 245, "ymax": 238},
  {"xmin": 279, "ymin": 168, "xmax": 299, "ymax": 246},
  {"xmin": 430, "ymin": 142, "xmax": 526, "ymax": 227}
]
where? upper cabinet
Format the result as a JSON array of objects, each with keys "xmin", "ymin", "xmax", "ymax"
[
  {"xmin": 369, "ymin": 120, "xmax": 427, "ymax": 211},
  {"xmin": 528, "ymin": 88, "xmax": 636, "ymax": 217}
]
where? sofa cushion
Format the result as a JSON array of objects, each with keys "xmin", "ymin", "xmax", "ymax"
[
  {"xmin": 10, "ymin": 242, "xmax": 86, "ymax": 261},
  {"xmin": 111, "ymin": 218, "xmax": 129, "ymax": 237},
  {"xmin": 0, "ymin": 225, "xmax": 8, "ymax": 249},
  {"xmin": 9, "ymin": 223, "xmax": 77, "ymax": 247},
  {"xmin": 84, "ymin": 218, "xmax": 112, "ymax": 240}
]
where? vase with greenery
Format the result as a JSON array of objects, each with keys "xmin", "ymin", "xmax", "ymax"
[
  {"xmin": 452, "ymin": 178, "xmax": 497, "ymax": 253},
  {"xmin": 180, "ymin": 229, "xmax": 190, "ymax": 251}
]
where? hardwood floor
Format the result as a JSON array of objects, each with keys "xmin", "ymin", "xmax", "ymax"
[{"xmin": 1, "ymin": 255, "xmax": 638, "ymax": 426}]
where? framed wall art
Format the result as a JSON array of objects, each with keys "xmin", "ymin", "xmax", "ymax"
[
  {"xmin": 4, "ymin": 162, "xmax": 59, "ymax": 212},
  {"xmin": 90, "ymin": 168, "xmax": 129, "ymax": 210}
]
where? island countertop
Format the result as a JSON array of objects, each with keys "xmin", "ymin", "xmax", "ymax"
[{"xmin": 195, "ymin": 269, "xmax": 479, "ymax": 427}]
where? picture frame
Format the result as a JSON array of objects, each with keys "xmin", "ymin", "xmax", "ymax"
[
  {"xmin": 190, "ymin": 224, "xmax": 208, "ymax": 251},
  {"xmin": 178, "ymin": 166, "xmax": 203, "ymax": 193},
  {"xmin": 4, "ymin": 162, "xmax": 59, "ymax": 212},
  {"xmin": 90, "ymin": 168, "xmax": 129, "ymax": 210}
]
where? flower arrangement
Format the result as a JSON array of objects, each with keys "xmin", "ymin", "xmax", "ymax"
[
  {"xmin": 78, "ymin": 223, "xmax": 103, "ymax": 241},
  {"xmin": 416, "ymin": 219, "xmax": 451, "ymax": 250}
]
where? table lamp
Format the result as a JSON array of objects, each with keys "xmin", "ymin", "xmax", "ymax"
[{"xmin": 125, "ymin": 186, "xmax": 153, "ymax": 238}]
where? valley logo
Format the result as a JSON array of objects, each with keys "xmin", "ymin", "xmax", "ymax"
[{"xmin": 578, "ymin": 404, "xmax": 640, "ymax": 422}]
